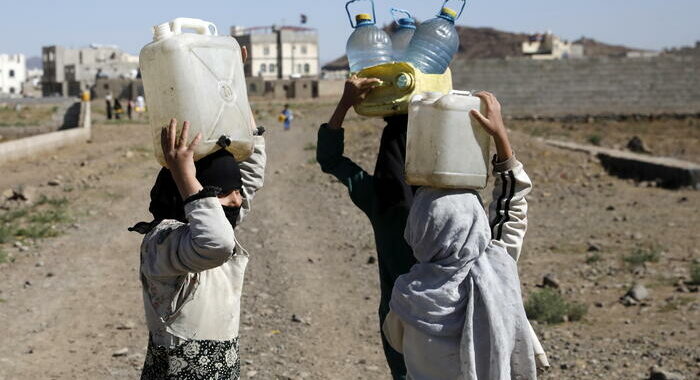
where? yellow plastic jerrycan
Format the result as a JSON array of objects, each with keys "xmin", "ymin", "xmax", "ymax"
[{"xmin": 353, "ymin": 62, "xmax": 453, "ymax": 117}]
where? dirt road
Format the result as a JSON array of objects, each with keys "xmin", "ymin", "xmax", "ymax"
[{"xmin": 0, "ymin": 101, "xmax": 698, "ymax": 379}]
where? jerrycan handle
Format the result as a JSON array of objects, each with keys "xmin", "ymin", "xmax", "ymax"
[
  {"xmin": 390, "ymin": 8, "xmax": 413, "ymax": 24},
  {"xmin": 171, "ymin": 18, "xmax": 218, "ymax": 36},
  {"xmin": 346, "ymin": 0, "xmax": 377, "ymax": 28},
  {"xmin": 450, "ymin": 90, "xmax": 472, "ymax": 96},
  {"xmin": 441, "ymin": 0, "xmax": 467, "ymax": 20}
]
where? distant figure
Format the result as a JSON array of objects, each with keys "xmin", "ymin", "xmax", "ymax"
[
  {"xmin": 279, "ymin": 104, "xmax": 293, "ymax": 131},
  {"xmin": 127, "ymin": 100, "xmax": 134, "ymax": 120},
  {"xmin": 135, "ymin": 96, "xmax": 146, "ymax": 113},
  {"xmin": 114, "ymin": 99, "xmax": 124, "ymax": 120},
  {"xmin": 105, "ymin": 93, "xmax": 113, "ymax": 120}
]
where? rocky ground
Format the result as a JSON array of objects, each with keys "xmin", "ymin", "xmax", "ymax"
[{"xmin": 0, "ymin": 100, "xmax": 698, "ymax": 379}]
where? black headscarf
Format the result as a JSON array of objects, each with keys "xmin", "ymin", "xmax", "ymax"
[
  {"xmin": 374, "ymin": 114, "xmax": 417, "ymax": 212},
  {"xmin": 130, "ymin": 149, "xmax": 243, "ymax": 234}
]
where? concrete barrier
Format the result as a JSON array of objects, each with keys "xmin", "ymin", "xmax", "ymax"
[
  {"xmin": 0, "ymin": 101, "xmax": 91, "ymax": 166},
  {"xmin": 546, "ymin": 139, "xmax": 700, "ymax": 189}
]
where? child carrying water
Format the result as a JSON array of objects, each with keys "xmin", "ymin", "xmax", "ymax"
[
  {"xmin": 130, "ymin": 119, "xmax": 265, "ymax": 379},
  {"xmin": 383, "ymin": 92, "xmax": 539, "ymax": 379}
]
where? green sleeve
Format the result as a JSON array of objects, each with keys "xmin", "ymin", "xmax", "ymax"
[{"xmin": 316, "ymin": 124, "xmax": 374, "ymax": 214}]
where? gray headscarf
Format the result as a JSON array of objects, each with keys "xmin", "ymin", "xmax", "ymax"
[{"xmin": 390, "ymin": 187, "xmax": 536, "ymax": 378}]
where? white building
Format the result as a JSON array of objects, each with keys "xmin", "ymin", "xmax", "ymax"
[
  {"xmin": 0, "ymin": 54, "xmax": 27, "ymax": 96},
  {"xmin": 522, "ymin": 32, "xmax": 584, "ymax": 60},
  {"xmin": 232, "ymin": 26, "xmax": 319, "ymax": 79}
]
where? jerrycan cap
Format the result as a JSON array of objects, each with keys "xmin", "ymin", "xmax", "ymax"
[
  {"xmin": 439, "ymin": 7, "xmax": 458, "ymax": 22},
  {"xmin": 424, "ymin": 92, "xmax": 444, "ymax": 101},
  {"xmin": 153, "ymin": 22, "xmax": 174, "ymax": 41},
  {"xmin": 356, "ymin": 14, "xmax": 374, "ymax": 26},
  {"xmin": 397, "ymin": 17, "xmax": 416, "ymax": 29}
]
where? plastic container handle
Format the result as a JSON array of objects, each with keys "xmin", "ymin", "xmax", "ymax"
[
  {"xmin": 441, "ymin": 0, "xmax": 467, "ymax": 20},
  {"xmin": 450, "ymin": 90, "xmax": 472, "ymax": 96},
  {"xmin": 346, "ymin": 0, "xmax": 377, "ymax": 28},
  {"xmin": 390, "ymin": 8, "xmax": 413, "ymax": 24},
  {"xmin": 171, "ymin": 18, "xmax": 218, "ymax": 36}
]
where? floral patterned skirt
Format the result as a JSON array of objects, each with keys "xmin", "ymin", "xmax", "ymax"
[{"xmin": 141, "ymin": 336, "xmax": 240, "ymax": 380}]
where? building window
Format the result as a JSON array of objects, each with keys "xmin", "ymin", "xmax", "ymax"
[
  {"xmin": 304, "ymin": 63, "xmax": 310, "ymax": 74},
  {"xmin": 79, "ymin": 52, "xmax": 83, "ymax": 64},
  {"xmin": 49, "ymin": 52, "xmax": 54, "ymax": 62},
  {"xmin": 9, "ymin": 70, "xmax": 15, "ymax": 78},
  {"xmin": 269, "ymin": 63, "xmax": 276, "ymax": 72},
  {"xmin": 250, "ymin": 83, "xmax": 257, "ymax": 92},
  {"xmin": 301, "ymin": 45, "xmax": 308, "ymax": 55},
  {"xmin": 260, "ymin": 64, "xmax": 267, "ymax": 73},
  {"xmin": 9, "ymin": 87, "xmax": 16, "ymax": 94},
  {"xmin": 264, "ymin": 46, "xmax": 270, "ymax": 56},
  {"xmin": 296, "ymin": 64, "xmax": 302, "ymax": 73}
]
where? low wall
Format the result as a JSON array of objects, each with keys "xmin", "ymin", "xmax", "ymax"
[
  {"xmin": 450, "ymin": 55, "xmax": 700, "ymax": 118},
  {"xmin": 0, "ymin": 102, "xmax": 91, "ymax": 166}
]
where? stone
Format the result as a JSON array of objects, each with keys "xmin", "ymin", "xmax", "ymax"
[
  {"xmin": 125, "ymin": 150, "xmax": 135, "ymax": 159},
  {"xmin": 116, "ymin": 321, "xmax": 135, "ymax": 330},
  {"xmin": 626, "ymin": 284, "xmax": 649, "ymax": 302},
  {"xmin": 649, "ymin": 366, "xmax": 685, "ymax": 380},
  {"xmin": 587, "ymin": 242, "xmax": 602, "ymax": 252},
  {"xmin": 112, "ymin": 348, "xmax": 129, "ymax": 357},
  {"xmin": 627, "ymin": 136, "xmax": 652, "ymax": 154},
  {"xmin": 542, "ymin": 273, "xmax": 561, "ymax": 289},
  {"xmin": 47, "ymin": 179, "xmax": 61, "ymax": 187},
  {"xmin": 291, "ymin": 314, "xmax": 303, "ymax": 323},
  {"xmin": 367, "ymin": 256, "xmax": 376, "ymax": 265}
]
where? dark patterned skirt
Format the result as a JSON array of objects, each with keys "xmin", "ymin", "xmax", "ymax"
[{"xmin": 141, "ymin": 335, "xmax": 240, "ymax": 380}]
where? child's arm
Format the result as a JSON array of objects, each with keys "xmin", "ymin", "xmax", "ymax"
[
  {"xmin": 236, "ymin": 135, "xmax": 266, "ymax": 225},
  {"xmin": 143, "ymin": 120, "xmax": 236, "ymax": 277},
  {"xmin": 316, "ymin": 76, "xmax": 381, "ymax": 214},
  {"xmin": 471, "ymin": 93, "xmax": 533, "ymax": 262}
]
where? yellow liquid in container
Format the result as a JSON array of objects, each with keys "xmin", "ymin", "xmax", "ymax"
[{"xmin": 353, "ymin": 62, "xmax": 453, "ymax": 117}]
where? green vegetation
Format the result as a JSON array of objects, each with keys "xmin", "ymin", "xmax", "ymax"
[
  {"xmin": 525, "ymin": 289, "xmax": 588, "ymax": 324},
  {"xmin": 303, "ymin": 142, "xmax": 317, "ymax": 151},
  {"xmin": 690, "ymin": 262, "xmax": 700, "ymax": 285},
  {"xmin": 623, "ymin": 247, "xmax": 661, "ymax": 266},
  {"xmin": 0, "ymin": 249, "xmax": 8, "ymax": 263},
  {"xmin": 586, "ymin": 134, "xmax": 603, "ymax": 146},
  {"xmin": 0, "ymin": 196, "xmax": 71, "ymax": 242},
  {"xmin": 0, "ymin": 104, "xmax": 56, "ymax": 127},
  {"xmin": 585, "ymin": 252, "xmax": 602, "ymax": 264},
  {"xmin": 659, "ymin": 296, "xmax": 694, "ymax": 313}
]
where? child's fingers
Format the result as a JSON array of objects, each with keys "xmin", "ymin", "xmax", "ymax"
[
  {"xmin": 160, "ymin": 127, "xmax": 168, "ymax": 153},
  {"xmin": 179, "ymin": 121, "xmax": 190, "ymax": 148},
  {"xmin": 168, "ymin": 118, "xmax": 177, "ymax": 151},
  {"xmin": 188, "ymin": 132, "xmax": 202, "ymax": 151},
  {"xmin": 470, "ymin": 109, "xmax": 490, "ymax": 129}
]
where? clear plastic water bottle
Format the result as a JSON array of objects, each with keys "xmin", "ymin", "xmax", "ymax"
[
  {"xmin": 405, "ymin": 6, "xmax": 461, "ymax": 74},
  {"xmin": 390, "ymin": 8, "xmax": 416, "ymax": 62},
  {"xmin": 346, "ymin": 13, "xmax": 393, "ymax": 72}
]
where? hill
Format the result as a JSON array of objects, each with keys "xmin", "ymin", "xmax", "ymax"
[{"xmin": 323, "ymin": 25, "xmax": 639, "ymax": 71}]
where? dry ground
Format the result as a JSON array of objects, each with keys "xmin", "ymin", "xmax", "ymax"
[{"xmin": 0, "ymin": 101, "xmax": 698, "ymax": 379}]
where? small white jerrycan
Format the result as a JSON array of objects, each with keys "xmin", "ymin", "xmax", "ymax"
[
  {"xmin": 405, "ymin": 91, "xmax": 490, "ymax": 189},
  {"xmin": 140, "ymin": 18, "xmax": 257, "ymax": 166}
]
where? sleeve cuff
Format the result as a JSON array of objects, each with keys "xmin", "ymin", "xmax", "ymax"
[
  {"xmin": 492, "ymin": 154, "xmax": 519, "ymax": 173},
  {"xmin": 183, "ymin": 186, "xmax": 222, "ymax": 205}
]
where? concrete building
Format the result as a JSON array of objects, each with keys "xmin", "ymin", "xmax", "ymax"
[
  {"xmin": 41, "ymin": 44, "xmax": 139, "ymax": 97},
  {"xmin": 522, "ymin": 32, "xmax": 584, "ymax": 60},
  {"xmin": 231, "ymin": 25, "xmax": 319, "ymax": 79},
  {"xmin": 0, "ymin": 54, "xmax": 27, "ymax": 97}
]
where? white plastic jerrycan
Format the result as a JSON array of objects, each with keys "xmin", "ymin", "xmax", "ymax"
[
  {"xmin": 140, "ymin": 18, "xmax": 257, "ymax": 166},
  {"xmin": 405, "ymin": 91, "xmax": 491, "ymax": 189}
]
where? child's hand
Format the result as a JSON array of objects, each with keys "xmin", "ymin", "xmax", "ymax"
[
  {"xmin": 161, "ymin": 118, "xmax": 203, "ymax": 198},
  {"xmin": 339, "ymin": 75, "xmax": 382, "ymax": 108},
  {"xmin": 470, "ymin": 91, "xmax": 506, "ymax": 138},
  {"xmin": 470, "ymin": 92, "xmax": 513, "ymax": 161}
]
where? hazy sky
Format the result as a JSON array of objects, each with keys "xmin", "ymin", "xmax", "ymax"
[{"xmin": 2, "ymin": 0, "xmax": 698, "ymax": 63}]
